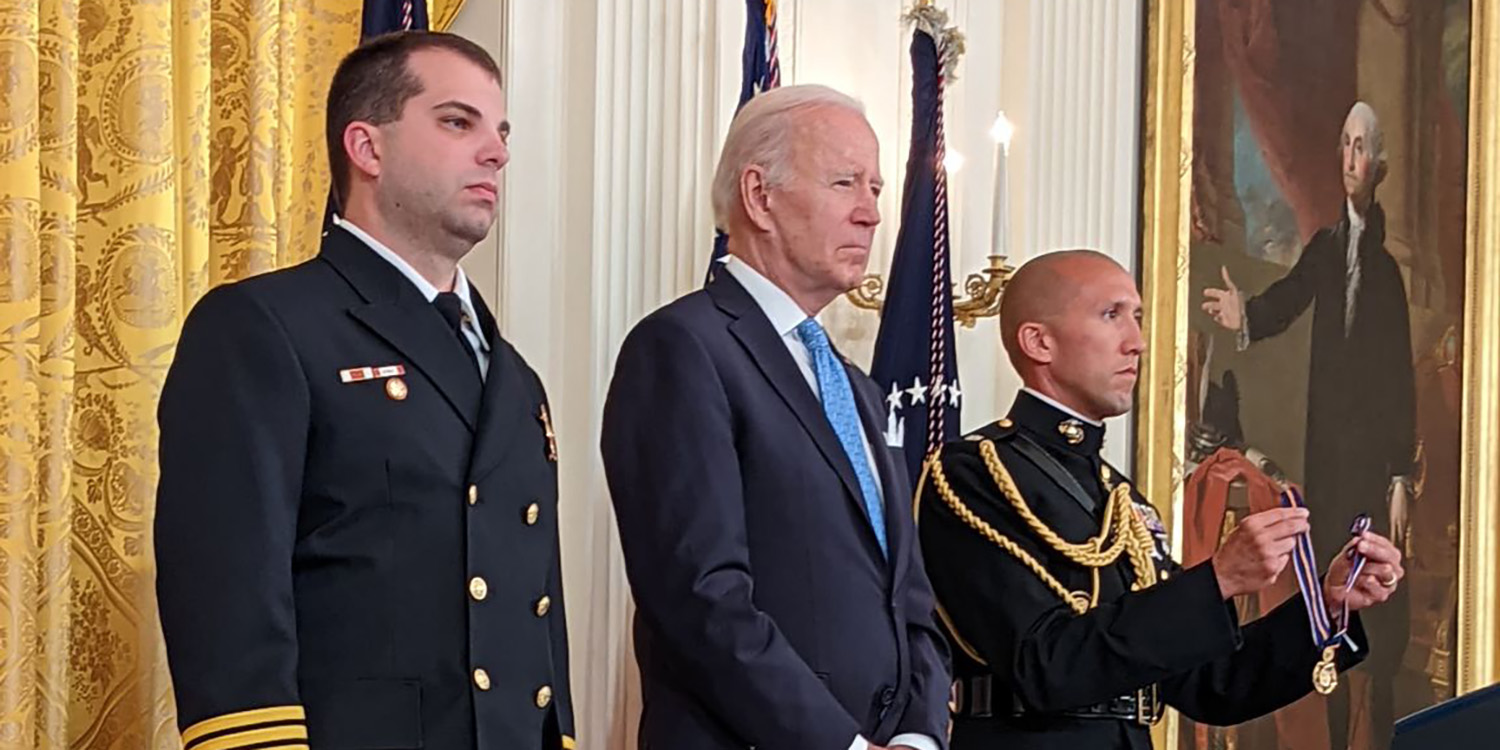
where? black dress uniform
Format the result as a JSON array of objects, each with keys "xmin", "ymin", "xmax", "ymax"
[
  {"xmin": 916, "ymin": 391, "xmax": 1367, "ymax": 750},
  {"xmin": 155, "ymin": 225, "xmax": 575, "ymax": 750}
]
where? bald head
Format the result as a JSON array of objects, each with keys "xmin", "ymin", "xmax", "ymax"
[
  {"xmin": 1001, "ymin": 250, "xmax": 1125, "ymax": 368},
  {"xmin": 1000, "ymin": 249, "xmax": 1144, "ymax": 420}
]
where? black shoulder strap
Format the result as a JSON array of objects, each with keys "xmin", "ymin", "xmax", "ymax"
[{"xmin": 1009, "ymin": 432, "xmax": 1098, "ymax": 516}]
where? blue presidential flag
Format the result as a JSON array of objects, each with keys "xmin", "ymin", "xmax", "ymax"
[
  {"xmin": 869, "ymin": 9, "xmax": 961, "ymax": 481},
  {"xmin": 706, "ymin": 0, "xmax": 781, "ymax": 285},
  {"xmin": 363, "ymin": 0, "xmax": 428, "ymax": 38}
]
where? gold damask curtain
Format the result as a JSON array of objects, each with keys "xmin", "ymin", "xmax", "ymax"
[{"xmin": 0, "ymin": 0, "xmax": 369, "ymax": 746}]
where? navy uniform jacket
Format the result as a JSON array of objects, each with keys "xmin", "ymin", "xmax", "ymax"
[
  {"xmin": 918, "ymin": 391, "xmax": 1367, "ymax": 750},
  {"xmin": 600, "ymin": 271, "xmax": 952, "ymax": 750},
  {"xmin": 155, "ymin": 226, "xmax": 574, "ymax": 750}
]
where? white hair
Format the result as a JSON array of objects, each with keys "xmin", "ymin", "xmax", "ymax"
[
  {"xmin": 710, "ymin": 84, "xmax": 867, "ymax": 232},
  {"xmin": 1345, "ymin": 101, "xmax": 1386, "ymax": 165}
]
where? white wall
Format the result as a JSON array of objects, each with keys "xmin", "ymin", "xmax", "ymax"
[{"xmin": 450, "ymin": 1, "xmax": 1144, "ymax": 746}]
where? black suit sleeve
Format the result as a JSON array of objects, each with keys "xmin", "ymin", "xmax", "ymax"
[
  {"xmin": 1245, "ymin": 231, "xmax": 1333, "ymax": 343},
  {"xmin": 154, "ymin": 284, "xmax": 310, "ymax": 743},
  {"xmin": 601, "ymin": 315, "xmax": 862, "ymax": 750},
  {"xmin": 1162, "ymin": 597, "xmax": 1368, "ymax": 725},
  {"xmin": 919, "ymin": 447, "xmax": 1243, "ymax": 713},
  {"xmin": 895, "ymin": 517, "xmax": 954, "ymax": 744}
]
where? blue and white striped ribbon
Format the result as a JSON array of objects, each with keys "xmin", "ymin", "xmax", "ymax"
[{"xmin": 1280, "ymin": 487, "xmax": 1370, "ymax": 647}]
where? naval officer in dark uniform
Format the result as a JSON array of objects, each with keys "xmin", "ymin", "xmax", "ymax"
[
  {"xmin": 916, "ymin": 250, "xmax": 1405, "ymax": 749},
  {"xmin": 155, "ymin": 32, "xmax": 574, "ymax": 749}
]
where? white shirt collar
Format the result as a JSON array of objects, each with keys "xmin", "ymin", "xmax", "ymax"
[
  {"xmin": 723, "ymin": 255, "xmax": 813, "ymax": 336},
  {"xmin": 334, "ymin": 215, "xmax": 488, "ymax": 351},
  {"xmin": 1023, "ymin": 387, "xmax": 1104, "ymax": 427}
]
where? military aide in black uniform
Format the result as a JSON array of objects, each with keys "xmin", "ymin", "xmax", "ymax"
[
  {"xmin": 916, "ymin": 250, "xmax": 1406, "ymax": 749},
  {"xmin": 155, "ymin": 32, "xmax": 574, "ymax": 750}
]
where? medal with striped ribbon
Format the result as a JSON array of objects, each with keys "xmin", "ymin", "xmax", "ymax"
[{"xmin": 1280, "ymin": 487, "xmax": 1370, "ymax": 695}]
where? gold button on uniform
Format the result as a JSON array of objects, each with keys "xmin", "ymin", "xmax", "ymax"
[
  {"xmin": 525, "ymin": 503, "xmax": 540, "ymax": 525},
  {"xmin": 469, "ymin": 577, "xmax": 488, "ymax": 601},
  {"xmin": 473, "ymin": 668, "xmax": 491, "ymax": 691},
  {"xmin": 535, "ymin": 685, "xmax": 553, "ymax": 708},
  {"xmin": 534, "ymin": 595, "xmax": 552, "ymax": 617},
  {"xmin": 467, "ymin": 485, "xmax": 478, "ymax": 505}
]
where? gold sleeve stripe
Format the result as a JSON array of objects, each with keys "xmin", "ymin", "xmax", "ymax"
[
  {"xmin": 192, "ymin": 725, "xmax": 308, "ymax": 750},
  {"xmin": 182, "ymin": 705, "xmax": 306, "ymax": 746},
  {"xmin": 562, "ymin": 735, "xmax": 577, "ymax": 750}
]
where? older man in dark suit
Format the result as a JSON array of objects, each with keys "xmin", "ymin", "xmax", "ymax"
[
  {"xmin": 155, "ymin": 32, "xmax": 574, "ymax": 749},
  {"xmin": 601, "ymin": 84, "xmax": 951, "ymax": 750}
]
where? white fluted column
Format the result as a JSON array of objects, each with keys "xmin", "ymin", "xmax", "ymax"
[
  {"xmin": 1017, "ymin": 0, "xmax": 1143, "ymax": 467},
  {"xmin": 1023, "ymin": 0, "xmax": 1142, "ymax": 273}
]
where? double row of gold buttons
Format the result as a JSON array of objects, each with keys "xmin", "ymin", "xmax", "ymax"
[{"xmin": 466, "ymin": 484, "xmax": 553, "ymax": 708}]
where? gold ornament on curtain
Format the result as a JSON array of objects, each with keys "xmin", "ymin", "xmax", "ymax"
[{"xmin": 0, "ymin": 0, "xmax": 364, "ymax": 746}]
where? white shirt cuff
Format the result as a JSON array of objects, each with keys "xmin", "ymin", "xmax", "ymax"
[
  {"xmin": 851, "ymin": 733, "xmax": 942, "ymax": 750},
  {"xmin": 889, "ymin": 733, "xmax": 942, "ymax": 750}
]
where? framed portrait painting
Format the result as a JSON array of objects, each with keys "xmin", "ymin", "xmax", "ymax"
[{"xmin": 1136, "ymin": 1, "xmax": 1500, "ymax": 749}]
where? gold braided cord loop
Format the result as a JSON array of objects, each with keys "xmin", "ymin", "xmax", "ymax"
[
  {"xmin": 978, "ymin": 440, "xmax": 1125, "ymax": 565},
  {"xmin": 925, "ymin": 440, "xmax": 1162, "ymax": 621},
  {"xmin": 977, "ymin": 440, "xmax": 1159, "ymax": 591},
  {"xmin": 1126, "ymin": 502, "xmax": 1160, "ymax": 589},
  {"xmin": 925, "ymin": 453, "xmax": 1091, "ymax": 615}
]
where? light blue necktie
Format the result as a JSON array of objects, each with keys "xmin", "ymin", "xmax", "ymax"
[{"xmin": 795, "ymin": 318, "xmax": 888, "ymax": 556}]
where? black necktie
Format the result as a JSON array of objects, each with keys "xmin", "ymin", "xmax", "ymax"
[{"xmin": 433, "ymin": 292, "xmax": 480, "ymax": 375}]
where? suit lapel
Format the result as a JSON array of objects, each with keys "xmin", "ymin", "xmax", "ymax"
[
  {"xmin": 320, "ymin": 228, "xmax": 483, "ymax": 431},
  {"xmin": 466, "ymin": 288, "xmax": 539, "ymax": 483},
  {"xmin": 710, "ymin": 274, "xmax": 867, "ymax": 520}
]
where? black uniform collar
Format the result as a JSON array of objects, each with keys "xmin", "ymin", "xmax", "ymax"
[
  {"xmin": 1006, "ymin": 389, "xmax": 1105, "ymax": 456},
  {"xmin": 319, "ymin": 224, "xmax": 431, "ymax": 307}
]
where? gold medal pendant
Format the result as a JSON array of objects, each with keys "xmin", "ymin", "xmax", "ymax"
[{"xmin": 1312, "ymin": 645, "xmax": 1339, "ymax": 695}]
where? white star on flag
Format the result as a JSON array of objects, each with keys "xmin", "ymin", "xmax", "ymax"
[
  {"xmin": 906, "ymin": 377, "xmax": 926, "ymax": 405},
  {"xmin": 886, "ymin": 382, "xmax": 905, "ymax": 410}
]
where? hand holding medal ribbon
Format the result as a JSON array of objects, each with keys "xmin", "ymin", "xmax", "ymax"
[{"xmin": 1280, "ymin": 486, "xmax": 1404, "ymax": 695}]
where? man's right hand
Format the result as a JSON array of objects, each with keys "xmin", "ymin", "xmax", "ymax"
[
  {"xmin": 1211, "ymin": 507, "xmax": 1310, "ymax": 599},
  {"xmin": 1201, "ymin": 266, "xmax": 1244, "ymax": 331}
]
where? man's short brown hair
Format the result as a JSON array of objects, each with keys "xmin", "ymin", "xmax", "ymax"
[{"xmin": 325, "ymin": 31, "xmax": 502, "ymax": 205}]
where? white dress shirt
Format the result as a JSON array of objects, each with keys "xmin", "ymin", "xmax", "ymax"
[
  {"xmin": 723, "ymin": 256, "xmax": 937, "ymax": 750},
  {"xmin": 334, "ymin": 215, "xmax": 491, "ymax": 379},
  {"xmin": 1344, "ymin": 197, "xmax": 1366, "ymax": 337}
]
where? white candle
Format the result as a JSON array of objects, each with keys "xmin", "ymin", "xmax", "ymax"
[{"xmin": 990, "ymin": 112, "xmax": 1015, "ymax": 260}]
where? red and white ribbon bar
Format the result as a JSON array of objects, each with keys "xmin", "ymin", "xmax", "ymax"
[{"xmin": 339, "ymin": 364, "xmax": 406, "ymax": 383}]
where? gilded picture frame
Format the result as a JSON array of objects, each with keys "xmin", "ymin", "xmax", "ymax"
[{"xmin": 1136, "ymin": 1, "xmax": 1500, "ymax": 747}]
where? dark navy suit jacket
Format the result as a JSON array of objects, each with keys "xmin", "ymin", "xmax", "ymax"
[{"xmin": 601, "ymin": 270, "xmax": 951, "ymax": 750}]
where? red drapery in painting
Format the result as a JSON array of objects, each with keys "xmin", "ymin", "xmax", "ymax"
[{"xmin": 1198, "ymin": 0, "xmax": 1361, "ymax": 243}]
